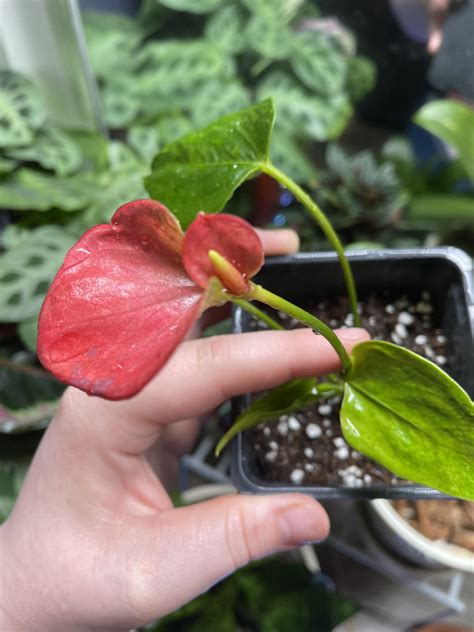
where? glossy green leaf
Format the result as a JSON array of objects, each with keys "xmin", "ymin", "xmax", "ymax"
[
  {"xmin": 6, "ymin": 127, "xmax": 82, "ymax": 176},
  {"xmin": 0, "ymin": 70, "xmax": 45, "ymax": 148},
  {"xmin": 145, "ymin": 99, "xmax": 275, "ymax": 227},
  {"xmin": 413, "ymin": 100, "xmax": 474, "ymax": 181},
  {"xmin": 0, "ymin": 156, "xmax": 17, "ymax": 174},
  {"xmin": 0, "ymin": 225, "xmax": 76, "ymax": 322},
  {"xmin": 216, "ymin": 378, "xmax": 337, "ymax": 456},
  {"xmin": 341, "ymin": 341, "xmax": 474, "ymax": 500}
]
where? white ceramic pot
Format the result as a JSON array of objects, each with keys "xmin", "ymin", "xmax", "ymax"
[{"xmin": 368, "ymin": 499, "xmax": 474, "ymax": 573}]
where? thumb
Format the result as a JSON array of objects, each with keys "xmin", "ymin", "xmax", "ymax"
[{"xmin": 136, "ymin": 494, "xmax": 329, "ymax": 620}]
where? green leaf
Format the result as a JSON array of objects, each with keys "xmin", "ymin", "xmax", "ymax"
[
  {"xmin": 0, "ymin": 156, "xmax": 17, "ymax": 174},
  {"xmin": 413, "ymin": 100, "xmax": 474, "ymax": 181},
  {"xmin": 204, "ymin": 5, "xmax": 248, "ymax": 54},
  {"xmin": 0, "ymin": 225, "xmax": 76, "ymax": 322},
  {"xmin": 270, "ymin": 130, "xmax": 318, "ymax": 185},
  {"xmin": 6, "ymin": 126, "xmax": 82, "ymax": 176},
  {"xmin": 157, "ymin": 115, "xmax": 194, "ymax": 146},
  {"xmin": 82, "ymin": 10, "xmax": 142, "ymax": 80},
  {"xmin": 0, "ymin": 168, "xmax": 93, "ymax": 212},
  {"xmin": 137, "ymin": 40, "xmax": 235, "ymax": 95},
  {"xmin": 190, "ymin": 80, "xmax": 251, "ymax": 128},
  {"xmin": 257, "ymin": 72, "xmax": 352, "ymax": 141},
  {"xmin": 290, "ymin": 32, "xmax": 348, "ymax": 95},
  {"xmin": 408, "ymin": 195, "xmax": 474, "ymax": 222},
  {"xmin": 346, "ymin": 55, "xmax": 377, "ymax": 101},
  {"xmin": 102, "ymin": 84, "xmax": 141, "ymax": 129},
  {"xmin": 0, "ymin": 355, "xmax": 64, "ymax": 412},
  {"xmin": 127, "ymin": 126, "xmax": 160, "ymax": 164},
  {"xmin": 245, "ymin": 14, "xmax": 294, "ymax": 60},
  {"xmin": 145, "ymin": 99, "xmax": 275, "ymax": 227},
  {"xmin": 0, "ymin": 70, "xmax": 45, "ymax": 148},
  {"xmin": 341, "ymin": 341, "xmax": 474, "ymax": 500},
  {"xmin": 158, "ymin": 0, "xmax": 225, "ymax": 13},
  {"xmin": 66, "ymin": 130, "xmax": 110, "ymax": 172},
  {"xmin": 216, "ymin": 378, "xmax": 328, "ymax": 456},
  {"xmin": 17, "ymin": 317, "xmax": 39, "ymax": 353}
]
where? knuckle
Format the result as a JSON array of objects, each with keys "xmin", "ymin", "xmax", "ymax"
[{"xmin": 224, "ymin": 503, "xmax": 264, "ymax": 570}]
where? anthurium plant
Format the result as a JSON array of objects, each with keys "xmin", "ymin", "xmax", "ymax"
[{"xmin": 37, "ymin": 101, "xmax": 473, "ymax": 500}]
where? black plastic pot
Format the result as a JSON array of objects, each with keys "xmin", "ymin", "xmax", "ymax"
[{"xmin": 230, "ymin": 247, "xmax": 474, "ymax": 499}]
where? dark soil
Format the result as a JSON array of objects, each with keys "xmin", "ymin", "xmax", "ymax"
[{"xmin": 247, "ymin": 291, "xmax": 450, "ymax": 488}]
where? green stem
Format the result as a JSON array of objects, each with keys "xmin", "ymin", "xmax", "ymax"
[
  {"xmin": 231, "ymin": 298, "xmax": 283, "ymax": 331},
  {"xmin": 261, "ymin": 162, "xmax": 361, "ymax": 327},
  {"xmin": 249, "ymin": 284, "xmax": 352, "ymax": 373}
]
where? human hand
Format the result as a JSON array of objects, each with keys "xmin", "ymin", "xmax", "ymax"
[{"xmin": 0, "ymin": 228, "xmax": 369, "ymax": 631}]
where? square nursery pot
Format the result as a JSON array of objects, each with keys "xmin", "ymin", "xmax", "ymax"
[{"xmin": 230, "ymin": 247, "xmax": 474, "ymax": 499}]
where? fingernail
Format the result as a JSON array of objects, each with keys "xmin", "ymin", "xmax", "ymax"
[
  {"xmin": 339, "ymin": 327, "xmax": 370, "ymax": 341},
  {"xmin": 278, "ymin": 502, "xmax": 329, "ymax": 545}
]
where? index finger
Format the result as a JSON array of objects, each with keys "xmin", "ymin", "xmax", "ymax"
[{"xmin": 62, "ymin": 327, "xmax": 369, "ymax": 456}]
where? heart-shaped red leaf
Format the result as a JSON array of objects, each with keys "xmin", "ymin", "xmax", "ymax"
[
  {"xmin": 182, "ymin": 213, "xmax": 264, "ymax": 291},
  {"xmin": 38, "ymin": 200, "xmax": 204, "ymax": 400}
]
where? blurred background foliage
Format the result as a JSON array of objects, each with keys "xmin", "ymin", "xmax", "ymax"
[{"xmin": 0, "ymin": 0, "xmax": 472, "ymax": 524}]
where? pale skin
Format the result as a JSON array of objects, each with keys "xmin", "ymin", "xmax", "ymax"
[{"xmin": 0, "ymin": 228, "xmax": 369, "ymax": 631}]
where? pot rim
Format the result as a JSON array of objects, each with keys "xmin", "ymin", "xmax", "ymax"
[{"xmin": 369, "ymin": 498, "xmax": 474, "ymax": 573}]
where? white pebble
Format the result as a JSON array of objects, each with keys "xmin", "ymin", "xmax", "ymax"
[
  {"xmin": 305, "ymin": 423, "xmax": 322, "ymax": 439},
  {"xmin": 437, "ymin": 335, "xmax": 447, "ymax": 344},
  {"xmin": 398, "ymin": 311, "xmax": 415, "ymax": 326},
  {"xmin": 351, "ymin": 450, "xmax": 360, "ymax": 458},
  {"xmin": 269, "ymin": 441, "xmax": 279, "ymax": 451},
  {"xmin": 330, "ymin": 319, "xmax": 338, "ymax": 327},
  {"xmin": 415, "ymin": 335, "xmax": 428, "ymax": 346},
  {"xmin": 290, "ymin": 468, "xmax": 305, "ymax": 484},
  {"xmin": 277, "ymin": 421, "xmax": 288, "ymax": 436},
  {"xmin": 390, "ymin": 332, "xmax": 402, "ymax": 344},
  {"xmin": 304, "ymin": 447, "xmax": 314, "ymax": 458},
  {"xmin": 333, "ymin": 437, "xmax": 346, "ymax": 448},
  {"xmin": 326, "ymin": 429, "xmax": 333, "ymax": 437},
  {"xmin": 287, "ymin": 416, "xmax": 301, "ymax": 431},
  {"xmin": 368, "ymin": 316, "xmax": 377, "ymax": 327},
  {"xmin": 343, "ymin": 474, "xmax": 357, "ymax": 487},
  {"xmin": 304, "ymin": 463, "xmax": 315, "ymax": 472},
  {"xmin": 344, "ymin": 314, "xmax": 354, "ymax": 327},
  {"xmin": 322, "ymin": 418, "xmax": 331, "ymax": 428},
  {"xmin": 318, "ymin": 404, "xmax": 332, "ymax": 416},
  {"xmin": 265, "ymin": 451, "xmax": 278, "ymax": 463},
  {"xmin": 436, "ymin": 355, "xmax": 447, "ymax": 366},
  {"xmin": 385, "ymin": 304, "xmax": 396, "ymax": 314},
  {"xmin": 263, "ymin": 427, "xmax": 271, "ymax": 436},
  {"xmin": 335, "ymin": 446, "xmax": 349, "ymax": 459},
  {"xmin": 363, "ymin": 474, "xmax": 373, "ymax": 484},
  {"xmin": 395, "ymin": 323, "xmax": 408, "ymax": 339},
  {"xmin": 355, "ymin": 478, "xmax": 364, "ymax": 488}
]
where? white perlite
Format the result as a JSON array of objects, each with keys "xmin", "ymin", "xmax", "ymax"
[
  {"xmin": 398, "ymin": 311, "xmax": 415, "ymax": 326},
  {"xmin": 333, "ymin": 437, "xmax": 346, "ymax": 448},
  {"xmin": 290, "ymin": 468, "xmax": 305, "ymax": 484},
  {"xmin": 287, "ymin": 416, "xmax": 301, "ymax": 431},
  {"xmin": 305, "ymin": 423, "xmax": 322, "ymax": 439},
  {"xmin": 415, "ymin": 334, "xmax": 428, "ymax": 345},
  {"xmin": 334, "ymin": 446, "xmax": 349, "ymax": 460},
  {"xmin": 277, "ymin": 421, "xmax": 288, "ymax": 436},
  {"xmin": 318, "ymin": 404, "xmax": 332, "ymax": 416},
  {"xmin": 304, "ymin": 447, "xmax": 314, "ymax": 458}
]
